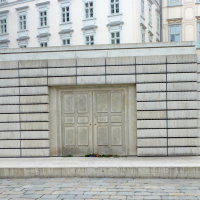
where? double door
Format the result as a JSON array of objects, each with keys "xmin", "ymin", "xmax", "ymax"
[{"xmin": 61, "ymin": 89, "xmax": 125, "ymax": 156}]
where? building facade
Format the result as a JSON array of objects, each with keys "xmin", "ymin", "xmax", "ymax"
[
  {"xmin": 162, "ymin": 0, "xmax": 200, "ymax": 46},
  {"xmin": 0, "ymin": 0, "xmax": 161, "ymax": 48}
]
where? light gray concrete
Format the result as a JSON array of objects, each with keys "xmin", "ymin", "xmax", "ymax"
[{"xmin": 0, "ymin": 157, "xmax": 200, "ymax": 178}]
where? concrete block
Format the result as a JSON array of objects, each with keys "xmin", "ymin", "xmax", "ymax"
[
  {"xmin": 167, "ymin": 101, "xmax": 197, "ymax": 110},
  {"xmin": 168, "ymin": 147, "xmax": 199, "ymax": 156},
  {"xmin": 19, "ymin": 60, "xmax": 47, "ymax": 68},
  {"xmin": 167, "ymin": 63, "xmax": 197, "ymax": 73},
  {"xmin": 77, "ymin": 58, "xmax": 105, "ymax": 66},
  {"xmin": 168, "ymin": 138, "xmax": 199, "ymax": 146},
  {"xmin": 77, "ymin": 76, "xmax": 105, "ymax": 85},
  {"xmin": 20, "ymin": 87, "xmax": 48, "ymax": 95},
  {"xmin": 137, "ymin": 120, "xmax": 166, "ymax": 128},
  {"xmin": 0, "ymin": 61, "xmax": 18, "ymax": 69},
  {"xmin": 167, "ymin": 54, "xmax": 197, "ymax": 64},
  {"xmin": 168, "ymin": 129, "xmax": 198, "ymax": 137},
  {"xmin": 137, "ymin": 92, "xmax": 166, "ymax": 101},
  {"xmin": 137, "ymin": 83, "xmax": 166, "ymax": 92},
  {"xmin": 106, "ymin": 65, "xmax": 135, "ymax": 75},
  {"xmin": 168, "ymin": 110, "xmax": 198, "ymax": 119},
  {"xmin": 48, "ymin": 67, "xmax": 76, "ymax": 76},
  {"xmin": 0, "ymin": 149, "xmax": 20, "ymax": 157},
  {"xmin": 137, "ymin": 148, "xmax": 167, "ymax": 156},
  {"xmin": 0, "ymin": 140, "xmax": 20, "ymax": 148},
  {"xmin": 20, "ymin": 78, "xmax": 47, "ymax": 86},
  {"xmin": 20, "ymin": 113, "xmax": 49, "ymax": 122},
  {"xmin": 20, "ymin": 105, "xmax": 49, "ymax": 113},
  {"xmin": 0, "ymin": 87, "xmax": 19, "ymax": 96},
  {"xmin": 0, "ymin": 114, "xmax": 20, "ymax": 122},
  {"xmin": 136, "ymin": 65, "xmax": 166, "ymax": 74},
  {"xmin": 21, "ymin": 140, "xmax": 50, "ymax": 148},
  {"xmin": 0, "ymin": 123, "xmax": 20, "ymax": 131},
  {"xmin": 0, "ymin": 132, "xmax": 20, "ymax": 139},
  {"xmin": 0, "ymin": 79, "xmax": 19, "ymax": 87},
  {"xmin": 19, "ymin": 68, "xmax": 47, "ymax": 78},
  {"xmin": 48, "ymin": 77, "xmax": 76, "ymax": 86},
  {"xmin": 21, "ymin": 131, "xmax": 49, "ymax": 139},
  {"xmin": 137, "ymin": 74, "xmax": 166, "ymax": 83},
  {"xmin": 20, "ymin": 96, "xmax": 49, "ymax": 104},
  {"xmin": 136, "ymin": 55, "xmax": 166, "ymax": 64},
  {"xmin": 137, "ymin": 102, "xmax": 166, "ymax": 110},
  {"xmin": 48, "ymin": 59, "xmax": 76, "ymax": 67},
  {"xmin": 20, "ymin": 122, "xmax": 49, "ymax": 130},
  {"xmin": 0, "ymin": 105, "xmax": 19, "ymax": 113},
  {"xmin": 137, "ymin": 138, "xmax": 167, "ymax": 147},
  {"xmin": 168, "ymin": 119, "xmax": 198, "ymax": 128},
  {"xmin": 106, "ymin": 75, "xmax": 135, "ymax": 84},
  {"xmin": 137, "ymin": 111, "xmax": 167, "ymax": 119},
  {"xmin": 137, "ymin": 129, "xmax": 167, "ymax": 138},
  {"xmin": 0, "ymin": 70, "xmax": 18, "ymax": 78},
  {"xmin": 167, "ymin": 92, "xmax": 197, "ymax": 100},
  {"xmin": 168, "ymin": 82, "xmax": 197, "ymax": 91},
  {"xmin": 77, "ymin": 66, "xmax": 105, "ymax": 75},
  {"xmin": 0, "ymin": 96, "xmax": 19, "ymax": 104},
  {"xmin": 167, "ymin": 73, "xmax": 197, "ymax": 82},
  {"xmin": 106, "ymin": 57, "xmax": 135, "ymax": 65},
  {"xmin": 21, "ymin": 149, "xmax": 50, "ymax": 157}
]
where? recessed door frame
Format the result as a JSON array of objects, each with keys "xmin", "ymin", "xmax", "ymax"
[{"xmin": 49, "ymin": 84, "xmax": 137, "ymax": 156}]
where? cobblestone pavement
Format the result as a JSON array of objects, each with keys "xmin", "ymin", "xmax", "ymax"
[{"xmin": 0, "ymin": 178, "xmax": 200, "ymax": 200}]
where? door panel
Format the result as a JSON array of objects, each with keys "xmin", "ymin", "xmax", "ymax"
[
  {"xmin": 93, "ymin": 90, "xmax": 126, "ymax": 155},
  {"xmin": 61, "ymin": 91, "xmax": 93, "ymax": 156}
]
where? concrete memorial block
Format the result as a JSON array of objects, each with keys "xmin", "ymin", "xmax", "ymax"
[
  {"xmin": 21, "ymin": 149, "xmax": 49, "ymax": 157},
  {"xmin": 20, "ymin": 96, "xmax": 49, "ymax": 104},
  {"xmin": 0, "ymin": 132, "xmax": 20, "ymax": 139},
  {"xmin": 137, "ymin": 111, "xmax": 167, "ymax": 119},
  {"xmin": 0, "ymin": 43, "xmax": 198, "ymax": 157},
  {"xmin": 137, "ymin": 148, "xmax": 167, "ymax": 156},
  {"xmin": 20, "ymin": 105, "xmax": 49, "ymax": 113},
  {"xmin": 167, "ymin": 82, "xmax": 197, "ymax": 91},
  {"xmin": 137, "ymin": 129, "xmax": 167, "ymax": 138},
  {"xmin": 168, "ymin": 129, "xmax": 198, "ymax": 137},
  {"xmin": 137, "ymin": 138, "xmax": 167, "ymax": 147},
  {"xmin": 136, "ymin": 83, "xmax": 166, "ymax": 92},
  {"xmin": 21, "ymin": 131, "xmax": 49, "ymax": 139},
  {"xmin": 21, "ymin": 140, "xmax": 50, "ymax": 148}
]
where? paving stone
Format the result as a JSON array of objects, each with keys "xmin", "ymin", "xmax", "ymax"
[{"xmin": 41, "ymin": 194, "xmax": 59, "ymax": 198}]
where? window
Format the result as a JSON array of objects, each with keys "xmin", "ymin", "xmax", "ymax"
[
  {"xmin": 63, "ymin": 39, "xmax": 70, "ymax": 46},
  {"xmin": 85, "ymin": 2, "xmax": 93, "ymax": 18},
  {"xmin": 111, "ymin": 32, "xmax": 120, "ymax": 44},
  {"xmin": 149, "ymin": 34, "xmax": 153, "ymax": 42},
  {"xmin": 20, "ymin": 45, "xmax": 27, "ymax": 48},
  {"xmin": 0, "ymin": 0, "xmax": 7, "ymax": 3},
  {"xmin": 85, "ymin": 35, "xmax": 94, "ymax": 45},
  {"xmin": 40, "ymin": 42, "xmax": 48, "ymax": 47},
  {"xmin": 169, "ymin": 25, "xmax": 181, "ymax": 42},
  {"xmin": 111, "ymin": 0, "xmax": 119, "ymax": 14},
  {"xmin": 62, "ymin": 6, "xmax": 70, "ymax": 23},
  {"xmin": 141, "ymin": 0, "xmax": 144, "ymax": 17},
  {"xmin": 169, "ymin": 0, "xmax": 180, "ymax": 6},
  {"xmin": 19, "ymin": 15, "xmax": 26, "ymax": 30},
  {"xmin": 148, "ymin": 4, "xmax": 152, "ymax": 25},
  {"xmin": 39, "ymin": 11, "xmax": 47, "ymax": 27},
  {"xmin": 141, "ymin": 29, "xmax": 145, "ymax": 43},
  {"xmin": 0, "ymin": 19, "xmax": 7, "ymax": 34}
]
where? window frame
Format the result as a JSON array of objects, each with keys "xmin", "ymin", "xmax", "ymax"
[
  {"xmin": 85, "ymin": 35, "xmax": 94, "ymax": 45},
  {"xmin": 168, "ymin": 0, "xmax": 181, "ymax": 6},
  {"xmin": 39, "ymin": 10, "xmax": 48, "ymax": 27},
  {"xmin": 62, "ymin": 38, "xmax": 71, "ymax": 46},
  {"xmin": 61, "ymin": 6, "xmax": 70, "ymax": 23},
  {"xmin": 40, "ymin": 42, "xmax": 48, "ymax": 47},
  {"xmin": 141, "ymin": 0, "xmax": 144, "ymax": 17},
  {"xmin": 148, "ymin": 3, "xmax": 152, "ymax": 25},
  {"xmin": 110, "ymin": 31, "xmax": 120, "ymax": 44},
  {"xmin": 0, "ymin": 18, "xmax": 7, "ymax": 34},
  {"xmin": 110, "ymin": 0, "xmax": 120, "ymax": 15},
  {"xmin": 19, "ymin": 14, "xmax": 27, "ymax": 31},
  {"xmin": 85, "ymin": 1, "xmax": 94, "ymax": 19},
  {"xmin": 169, "ymin": 24, "xmax": 181, "ymax": 42}
]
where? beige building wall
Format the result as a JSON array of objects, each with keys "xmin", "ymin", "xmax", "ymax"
[{"xmin": 162, "ymin": 0, "xmax": 199, "ymax": 44}]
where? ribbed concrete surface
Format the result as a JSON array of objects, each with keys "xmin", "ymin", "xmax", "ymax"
[{"xmin": 0, "ymin": 157, "xmax": 200, "ymax": 179}]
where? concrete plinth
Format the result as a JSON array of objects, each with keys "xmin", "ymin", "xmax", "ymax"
[{"xmin": 0, "ymin": 157, "xmax": 200, "ymax": 179}]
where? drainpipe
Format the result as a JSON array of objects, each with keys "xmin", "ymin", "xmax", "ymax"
[{"xmin": 160, "ymin": 0, "xmax": 163, "ymax": 42}]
